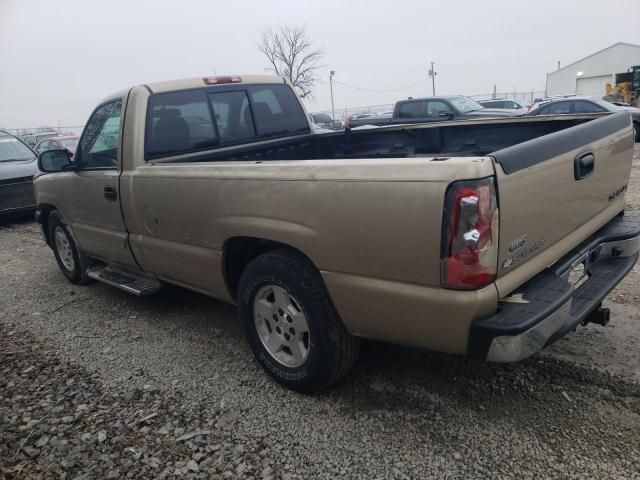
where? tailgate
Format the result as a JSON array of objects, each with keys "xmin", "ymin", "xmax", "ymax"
[{"xmin": 491, "ymin": 111, "xmax": 634, "ymax": 297}]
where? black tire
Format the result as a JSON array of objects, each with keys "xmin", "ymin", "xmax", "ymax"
[
  {"xmin": 634, "ymin": 122, "xmax": 640, "ymax": 143},
  {"xmin": 48, "ymin": 211, "xmax": 92, "ymax": 285},
  {"xmin": 238, "ymin": 250, "xmax": 360, "ymax": 394}
]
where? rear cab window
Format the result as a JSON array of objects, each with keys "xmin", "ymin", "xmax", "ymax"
[
  {"xmin": 146, "ymin": 90, "xmax": 218, "ymax": 158},
  {"xmin": 145, "ymin": 83, "xmax": 310, "ymax": 160}
]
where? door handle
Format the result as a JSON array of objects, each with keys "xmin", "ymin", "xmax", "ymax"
[
  {"xmin": 104, "ymin": 185, "xmax": 118, "ymax": 201},
  {"xmin": 574, "ymin": 152, "xmax": 595, "ymax": 180}
]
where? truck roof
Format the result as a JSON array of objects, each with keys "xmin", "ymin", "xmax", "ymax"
[{"xmin": 100, "ymin": 75, "xmax": 286, "ymax": 104}]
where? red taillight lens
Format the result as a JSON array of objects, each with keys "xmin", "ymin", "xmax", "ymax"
[
  {"xmin": 441, "ymin": 177, "xmax": 499, "ymax": 289},
  {"xmin": 203, "ymin": 75, "xmax": 242, "ymax": 85}
]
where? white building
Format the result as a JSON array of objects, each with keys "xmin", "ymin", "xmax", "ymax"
[{"xmin": 546, "ymin": 42, "xmax": 640, "ymax": 97}]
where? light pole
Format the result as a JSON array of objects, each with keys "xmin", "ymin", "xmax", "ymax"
[
  {"xmin": 428, "ymin": 61, "xmax": 437, "ymax": 96},
  {"xmin": 329, "ymin": 70, "xmax": 336, "ymax": 119}
]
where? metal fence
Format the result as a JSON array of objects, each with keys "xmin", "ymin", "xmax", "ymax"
[
  {"xmin": 468, "ymin": 91, "xmax": 547, "ymax": 103},
  {"xmin": 2, "ymin": 126, "xmax": 85, "ymax": 137}
]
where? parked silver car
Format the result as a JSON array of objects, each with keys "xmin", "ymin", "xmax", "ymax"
[
  {"xmin": 0, "ymin": 130, "xmax": 39, "ymax": 217},
  {"xmin": 478, "ymin": 98, "xmax": 530, "ymax": 114},
  {"xmin": 22, "ymin": 131, "xmax": 59, "ymax": 149}
]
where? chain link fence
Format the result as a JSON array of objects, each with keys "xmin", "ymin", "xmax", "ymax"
[
  {"xmin": 1, "ymin": 126, "xmax": 85, "ymax": 137},
  {"xmin": 468, "ymin": 91, "xmax": 547, "ymax": 103}
]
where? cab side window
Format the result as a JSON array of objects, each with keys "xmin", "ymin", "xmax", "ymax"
[
  {"xmin": 76, "ymin": 100, "xmax": 122, "ymax": 169},
  {"xmin": 426, "ymin": 101, "xmax": 453, "ymax": 118}
]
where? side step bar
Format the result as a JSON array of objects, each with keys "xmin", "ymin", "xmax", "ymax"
[{"xmin": 86, "ymin": 265, "xmax": 161, "ymax": 296}]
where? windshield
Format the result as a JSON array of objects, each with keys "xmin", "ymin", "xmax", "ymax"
[
  {"xmin": 61, "ymin": 138, "xmax": 79, "ymax": 148},
  {"xmin": 0, "ymin": 136, "xmax": 35, "ymax": 162},
  {"xmin": 448, "ymin": 96, "xmax": 485, "ymax": 113}
]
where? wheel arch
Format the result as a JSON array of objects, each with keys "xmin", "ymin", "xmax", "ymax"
[
  {"xmin": 222, "ymin": 236, "xmax": 320, "ymax": 301},
  {"xmin": 36, "ymin": 203, "xmax": 57, "ymax": 247}
]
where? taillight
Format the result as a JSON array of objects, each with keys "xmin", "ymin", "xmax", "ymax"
[
  {"xmin": 203, "ymin": 75, "xmax": 242, "ymax": 85},
  {"xmin": 441, "ymin": 177, "xmax": 499, "ymax": 289}
]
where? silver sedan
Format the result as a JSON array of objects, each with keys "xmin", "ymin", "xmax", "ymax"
[{"xmin": 0, "ymin": 130, "xmax": 39, "ymax": 217}]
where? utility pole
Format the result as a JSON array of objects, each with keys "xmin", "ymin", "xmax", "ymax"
[
  {"xmin": 428, "ymin": 61, "xmax": 437, "ymax": 96},
  {"xmin": 492, "ymin": 85, "xmax": 497, "ymax": 99},
  {"xmin": 329, "ymin": 70, "xmax": 336, "ymax": 119}
]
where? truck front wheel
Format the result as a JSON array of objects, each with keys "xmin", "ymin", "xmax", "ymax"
[
  {"xmin": 48, "ymin": 211, "xmax": 92, "ymax": 285},
  {"xmin": 237, "ymin": 250, "xmax": 360, "ymax": 394}
]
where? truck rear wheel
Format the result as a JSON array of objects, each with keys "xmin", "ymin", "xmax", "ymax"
[
  {"xmin": 237, "ymin": 250, "xmax": 360, "ymax": 394},
  {"xmin": 48, "ymin": 211, "xmax": 92, "ymax": 285}
]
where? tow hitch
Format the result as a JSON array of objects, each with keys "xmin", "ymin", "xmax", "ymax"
[{"xmin": 581, "ymin": 304, "xmax": 610, "ymax": 327}]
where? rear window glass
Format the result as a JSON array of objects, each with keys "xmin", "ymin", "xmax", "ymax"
[
  {"xmin": 209, "ymin": 90, "xmax": 256, "ymax": 145},
  {"xmin": 548, "ymin": 102, "xmax": 571, "ymax": 114},
  {"xmin": 572, "ymin": 101, "xmax": 606, "ymax": 113},
  {"xmin": 397, "ymin": 102, "xmax": 424, "ymax": 119},
  {"xmin": 247, "ymin": 85, "xmax": 309, "ymax": 138},
  {"xmin": 146, "ymin": 89, "xmax": 218, "ymax": 158}
]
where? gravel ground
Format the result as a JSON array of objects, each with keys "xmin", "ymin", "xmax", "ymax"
[{"xmin": 1, "ymin": 146, "xmax": 640, "ymax": 479}]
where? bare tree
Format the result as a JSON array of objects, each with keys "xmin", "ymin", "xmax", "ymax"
[{"xmin": 258, "ymin": 25, "xmax": 323, "ymax": 99}]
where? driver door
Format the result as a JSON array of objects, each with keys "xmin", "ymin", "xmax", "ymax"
[{"xmin": 65, "ymin": 98, "xmax": 137, "ymax": 267}]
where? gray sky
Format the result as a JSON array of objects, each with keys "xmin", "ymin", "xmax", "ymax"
[{"xmin": 1, "ymin": 0, "xmax": 639, "ymax": 128}]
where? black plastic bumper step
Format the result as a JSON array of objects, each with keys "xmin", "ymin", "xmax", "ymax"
[{"xmin": 469, "ymin": 210, "xmax": 640, "ymax": 359}]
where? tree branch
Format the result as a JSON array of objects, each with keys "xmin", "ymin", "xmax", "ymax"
[{"xmin": 257, "ymin": 24, "xmax": 323, "ymax": 99}]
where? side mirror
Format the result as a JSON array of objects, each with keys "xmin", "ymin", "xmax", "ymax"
[
  {"xmin": 38, "ymin": 149, "xmax": 74, "ymax": 172},
  {"xmin": 438, "ymin": 111, "xmax": 453, "ymax": 118}
]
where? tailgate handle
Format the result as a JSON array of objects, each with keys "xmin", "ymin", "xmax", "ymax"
[{"xmin": 574, "ymin": 152, "xmax": 595, "ymax": 180}]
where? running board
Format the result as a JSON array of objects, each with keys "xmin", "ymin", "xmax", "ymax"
[{"xmin": 86, "ymin": 266, "xmax": 161, "ymax": 296}]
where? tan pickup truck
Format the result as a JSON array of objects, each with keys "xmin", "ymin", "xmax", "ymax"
[{"xmin": 34, "ymin": 75, "xmax": 640, "ymax": 393}]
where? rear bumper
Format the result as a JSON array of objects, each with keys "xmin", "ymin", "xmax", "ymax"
[{"xmin": 469, "ymin": 210, "xmax": 640, "ymax": 362}]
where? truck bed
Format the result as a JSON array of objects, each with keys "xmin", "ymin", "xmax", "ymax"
[{"xmin": 151, "ymin": 114, "xmax": 609, "ymax": 165}]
